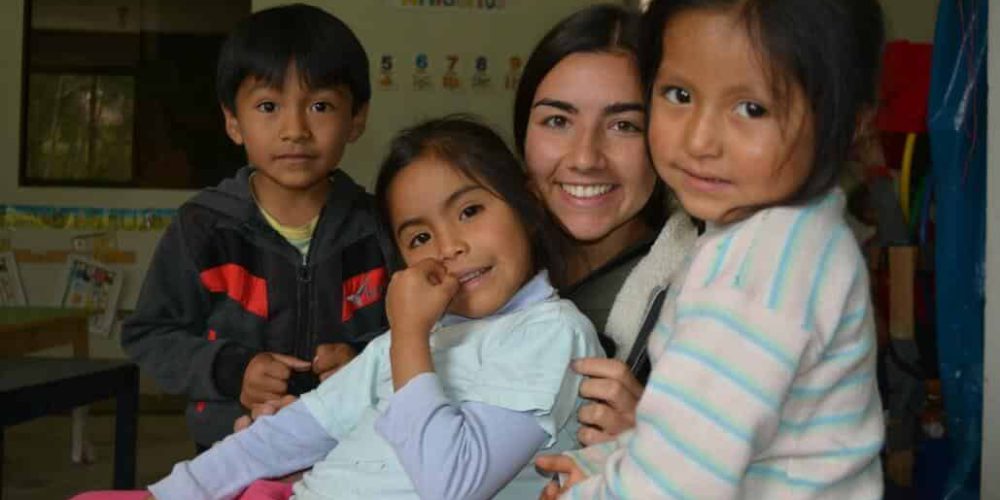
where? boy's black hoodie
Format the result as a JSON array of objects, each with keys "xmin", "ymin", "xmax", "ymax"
[{"xmin": 122, "ymin": 167, "xmax": 390, "ymax": 446}]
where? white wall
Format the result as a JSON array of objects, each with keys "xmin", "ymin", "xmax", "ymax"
[
  {"xmin": 982, "ymin": 0, "xmax": 999, "ymax": 496},
  {"xmin": 880, "ymin": 0, "xmax": 938, "ymax": 42},
  {"xmin": 255, "ymin": 0, "xmax": 612, "ymax": 190},
  {"xmin": 0, "ymin": 0, "xmax": 610, "ymax": 359}
]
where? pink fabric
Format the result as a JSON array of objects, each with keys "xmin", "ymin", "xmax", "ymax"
[
  {"xmin": 68, "ymin": 481, "xmax": 292, "ymax": 500},
  {"xmin": 240, "ymin": 480, "xmax": 294, "ymax": 499},
  {"xmin": 69, "ymin": 492, "xmax": 150, "ymax": 500}
]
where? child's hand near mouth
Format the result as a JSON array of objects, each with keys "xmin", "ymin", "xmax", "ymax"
[{"xmin": 386, "ymin": 258, "xmax": 460, "ymax": 390}]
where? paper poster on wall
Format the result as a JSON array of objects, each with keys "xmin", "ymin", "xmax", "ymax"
[
  {"xmin": 378, "ymin": 54, "xmax": 398, "ymax": 90},
  {"xmin": 0, "ymin": 251, "xmax": 28, "ymax": 306},
  {"xmin": 413, "ymin": 53, "xmax": 433, "ymax": 91},
  {"xmin": 504, "ymin": 55, "xmax": 523, "ymax": 90},
  {"xmin": 58, "ymin": 255, "xmax": 123, "ymax": 336},
  {"xmin": 442, "ymin": 54, "xmax": 462, "ymax": 91},
  {"xmin": 471, "ymin": 55, "xmax": 492, "ymax": 91}
]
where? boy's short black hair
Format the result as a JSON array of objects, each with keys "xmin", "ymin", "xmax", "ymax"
[
  {"xmin": 216, "ymin": 3, "xmax": 371, "ymax": 115},
  {"xmin": 640, "ymin": 0, "xmax": 885, "ymax": 204}
]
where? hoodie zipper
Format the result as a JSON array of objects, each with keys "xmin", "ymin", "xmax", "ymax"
[{"xmin": 296, "ymin": 252, "xmax": 312, "ymax": 364}]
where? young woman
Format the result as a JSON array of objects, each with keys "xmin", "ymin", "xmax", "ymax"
[{"xmin": 515, "ymin": 4, "xmax": 697, "ymax": 446}]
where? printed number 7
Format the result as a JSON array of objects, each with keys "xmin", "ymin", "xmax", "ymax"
[{"xmin": 447, "ymin": 55, "xmax": 459, "ymax": 72}]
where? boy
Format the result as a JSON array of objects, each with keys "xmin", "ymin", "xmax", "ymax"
[{"xmin": 121, "ymin": 3, "xmax": 390, "ymax": 451}]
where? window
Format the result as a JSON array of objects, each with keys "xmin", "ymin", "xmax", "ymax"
[{"xmin": 21, "ymin": 0, "xmax": 250, "ymax": 188}]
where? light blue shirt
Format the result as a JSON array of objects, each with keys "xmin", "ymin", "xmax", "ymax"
[
  {"xmin": 298, "ymin": 272, "xmax": 600, "ymax": 499},
  {"xmin": 149, "ymin": 271, "xmax": 602, "ymax": 500}
]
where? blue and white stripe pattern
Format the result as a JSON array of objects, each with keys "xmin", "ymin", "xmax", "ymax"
[{"xmin": 565, "ymin": 189, "xmax": 884, "ymax": 499}]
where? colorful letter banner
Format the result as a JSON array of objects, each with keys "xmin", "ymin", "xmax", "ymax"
[
  {"xmin": 0, "ymin": 205, "xmax": 176, "ymax": 231},
  {"xmin": 391, "ymin": 0, "xmax": 507, "ymax": 11}
]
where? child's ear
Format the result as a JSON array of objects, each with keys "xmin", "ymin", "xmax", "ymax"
[
  {"xmin": 221, "ymin": 105, "xmax": 245, "ymax": 146},
  {"xmin": 347, "ymin": 102, "xmax": 370, "ymax": 143}
]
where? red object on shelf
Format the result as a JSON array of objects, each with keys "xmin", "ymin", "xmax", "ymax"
[{"xmin": 876, "ymin": 40, "xmax": 933, "ymax": 133}]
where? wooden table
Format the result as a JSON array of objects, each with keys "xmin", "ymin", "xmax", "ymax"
[
  {"xmin": 0, "ymin": 358, "xmax": 138, "ymax": 497},
  {"xmin": 0, "ymin": 307, "xmax": 89, "ymax": 358},
  {"xmin": 1, "ymin": 307, "xmax": 94, "ymax": 464}
]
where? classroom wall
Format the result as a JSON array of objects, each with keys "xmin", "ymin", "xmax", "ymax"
[
  {"xmin": 254, "ymin": 0, "xmax": 612, "ymax": 190},
  {"xmin": 880, "ymin": 0, "xmax": 938, "ymax": 42},
  {"xmin": 982, "ymin": 1, "xmax": 999, "ymax": 496},
  {"xmin": 0, "ymin": 0, "xmax": 612, "ymax": 360},
  {"xmin": 0, "ymin": 0, "xmax": 949, "ymax": 364}
]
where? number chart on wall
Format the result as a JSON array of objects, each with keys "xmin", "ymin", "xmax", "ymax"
[{"xmin": 287, "ymin": 0, "xmax": 599, "ymax": 188}]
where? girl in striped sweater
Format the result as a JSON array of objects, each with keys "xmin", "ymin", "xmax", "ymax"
[{"xmin": 538, "ymin": 0, "xmax": 886, "ymax": 498}]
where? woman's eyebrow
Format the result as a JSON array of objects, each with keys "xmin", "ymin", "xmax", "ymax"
[
  {"xmin": 603, "ymin": 102, "xmax": 644, "ymax": 115},
  {"xmin": 532, "ymin": 98, "xmax": 577, "ymax": 114}
]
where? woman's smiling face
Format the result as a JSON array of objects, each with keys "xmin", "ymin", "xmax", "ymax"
[{"xmin": 523, "ymin": 51, "xmax": 656, "ymax": 246}]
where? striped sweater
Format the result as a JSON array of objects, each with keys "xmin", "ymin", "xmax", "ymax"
[{"xmin": 564, "ymin": 189, "xmax": 884, "ymax": 499}]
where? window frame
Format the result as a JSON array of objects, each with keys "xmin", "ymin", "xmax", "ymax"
[{"xmin": 19, "ymin": 0, "xmax": 141, "ymax": 187}]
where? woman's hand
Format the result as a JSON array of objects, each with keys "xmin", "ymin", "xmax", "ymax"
[
  {"xmin": 386, "ymin": 259, "xmax": 459, "ymax": 390},
  {"xmin": 535, "ymin": 454, "xmax": 586, "ymax": 499},
  {"xmin": 573, "ymin": 357, "xmax": 643, "ymax": 446}
]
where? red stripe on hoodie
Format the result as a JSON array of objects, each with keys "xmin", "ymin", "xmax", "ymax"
[
  {"xmin": 200, "ymin": 264, "xmax": 269, "ymax": 319},
  {"xmin": 342, "ymin": 267, "xmax": 387, "ymax": 322}
]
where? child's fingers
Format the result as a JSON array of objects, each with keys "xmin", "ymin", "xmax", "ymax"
[
  {"xmin": 313, "ymin": 343, "xmax": 357, "ymax": 375},
  {"xmin": 252, "ymin": 373, "xmax": 290, "ymax": 394},
  {"xmin": 539, "ymin": 479, "xmax": 561, "ymax": 500},
  {"xmin": 276, "ymin": 394, "xmax": 298, "ymax": 408},
  {"xmin": 233, "ymin": 415, "xmax": 252, "ymax": 432},
  {"xmin": 240, "ymin": 387, "xmax": 284, "ymax": 409},
  {"xmin": 438, "ymin": 271, "xmax": 460, "ymax": 295},
  {"xmin": 253, "ymin": 401, "xmax": 279, "ymax": 418},
  {"xmin": 270, "ymin": 353, "xmax": 313, "ymax": 371},
  {"xmin": 534, "ymin": 454, "xmax": 574, "ymax": 475},
  {"xmin": 415, "ymin": 258, "xmax": 449, "ymax": 285}
]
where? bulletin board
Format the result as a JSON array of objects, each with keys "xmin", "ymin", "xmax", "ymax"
[{"xmin": 252, "ymin": 0, "xmax": 612, "ymax": 188}]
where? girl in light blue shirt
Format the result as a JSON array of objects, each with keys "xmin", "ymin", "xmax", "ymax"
[{"xmin": 74, "ymin": 116, "xmax": 602, "ymax": 500}]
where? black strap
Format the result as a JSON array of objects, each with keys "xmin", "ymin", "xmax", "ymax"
[{"xmin": 625, "ymin": 286, "xmax": 669, "ymax": 386}]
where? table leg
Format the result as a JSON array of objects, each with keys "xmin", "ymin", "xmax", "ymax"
[
  {"xmin": 71, "ymin": 316, "xmax": 93, "ymax": 465},
  {"xmin": 113, "ymin": 366, "xmax": 138, "ymax": 489},
  {"xmin": 1, "ymin": 426, "xmax": 5, "ymax": 500},
  {"xmin": 71, "ymin": 406, "xmax": 94, "ymax": 463}
]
